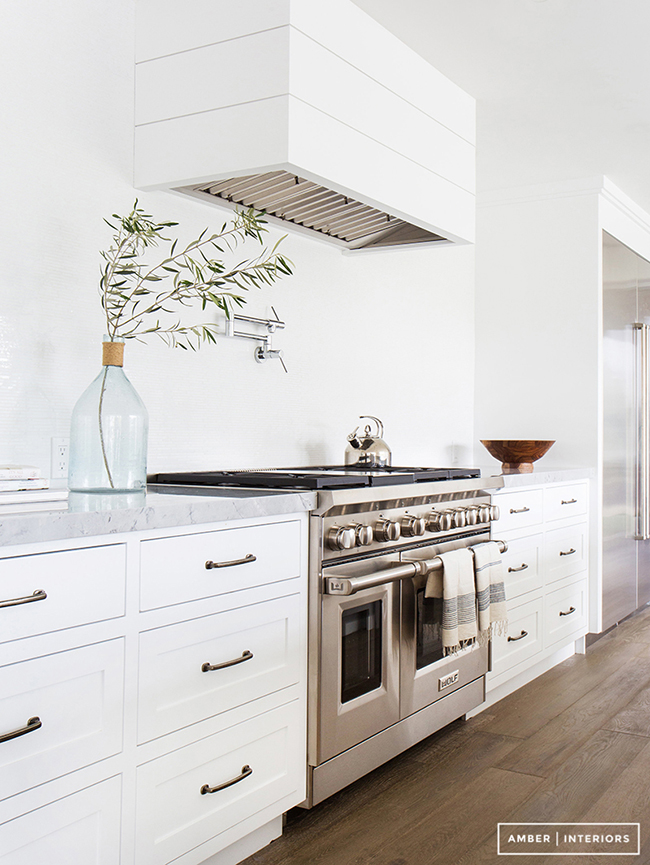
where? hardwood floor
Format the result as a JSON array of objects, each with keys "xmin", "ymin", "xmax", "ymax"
[{"xmin": 242, "ymin": 607, "xmax": 650, "ymax": 865}]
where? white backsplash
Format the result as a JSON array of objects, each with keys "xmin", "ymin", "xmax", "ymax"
[{"xmin": 1, "ymin": 0, "xmax": 476, "ymax": 479}]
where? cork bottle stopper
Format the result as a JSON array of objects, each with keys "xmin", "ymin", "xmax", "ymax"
[{"xmin": 102, "ymin": 341, "xmax": 124, "ymax": 367}]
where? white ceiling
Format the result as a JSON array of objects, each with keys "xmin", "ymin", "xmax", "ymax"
[{"xmin": 353, "ymin": 0, "xmax": 650, "ymax": 212}]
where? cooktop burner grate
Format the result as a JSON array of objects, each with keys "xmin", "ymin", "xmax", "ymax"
[{"xmin": 148, "ymin": 466, "xmax": 481, "ymax": 490}]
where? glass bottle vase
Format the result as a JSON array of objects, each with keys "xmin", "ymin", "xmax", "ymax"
[{"xmin": 68, "ymin": 337, "xmax": 149, "ymax": 492}]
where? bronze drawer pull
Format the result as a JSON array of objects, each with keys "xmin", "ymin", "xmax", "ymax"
[
  {"xmin": 510, "ymin": 507, "xmax": 530, "ymax": 514},
  {"xmin": 559, "ymin": 548, "xmax": 576, "ymax": 556},
  {"xmin": 0, "ymin": 589, "xmax": 47, "ymax": 608},
  {"xmin": 205, "ymin": 553, "xmax": 256, "ymax": 570},
  {"xmin": 508, "ymin": 563, "xmax": 529, "ymax": 573},
  {"xmin": 561, "ymin": 498, "xmax": 578, "ymax": 505},
  {"xmin": 559, "ymin": 606, "xmax": 576, "ymax": 617},
  {"xmin": 201, "ymin": 764, "xmax": 252, "ymax": 795},
  {"xmin": 0, "ymin": 716, "xmax": 42, "ymax": 743},
  {"xmin": 508, "ymin": 630, "xmax": 528, "ymax": 642},
  {"xmin": 201, "ymin": 650, "xmax": 253, "ymax": 672}
]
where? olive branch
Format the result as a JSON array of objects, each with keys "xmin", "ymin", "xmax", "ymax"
[
  {"xmin": 99, "ymin": 200, "xmax": 293, "ymax": 348},
  {"xmin": 93, "ymin": 201, "xmax": 292, "ymax": 488}
]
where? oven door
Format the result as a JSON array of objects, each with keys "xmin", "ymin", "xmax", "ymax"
[
  {"xmin": 318, "ymin": 558, "xmax": 400, "ymax": 765},
  {"xmin": 399, "ymin": 538, "xmax": 489, "ymax": 718}
]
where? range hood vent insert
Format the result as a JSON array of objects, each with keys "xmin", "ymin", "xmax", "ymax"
[{"xmin": 181, "ymin": 172, "xmax": 445, "ymax": 250}]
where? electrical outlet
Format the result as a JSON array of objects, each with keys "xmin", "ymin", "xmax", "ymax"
[{"xmin": 51, "ymin": 437, "xmax": 70, "ymax": 479}]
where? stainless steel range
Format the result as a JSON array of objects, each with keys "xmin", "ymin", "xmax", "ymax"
[{"xmin": 149, "ymin": 466, "xmax": 505, "ymax": 808}]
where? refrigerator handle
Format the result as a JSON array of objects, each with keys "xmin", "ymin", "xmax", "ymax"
[{"xmin": 634, "ymin": 322, "xmax": 650, "ymax": 540}]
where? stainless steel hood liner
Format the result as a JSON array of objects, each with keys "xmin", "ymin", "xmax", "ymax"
[{"xmin": 181, "ymin": 171, "xmax": 444, "ymax": 250}]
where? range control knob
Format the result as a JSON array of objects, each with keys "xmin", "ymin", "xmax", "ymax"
[
  {"xmin": 489, "ymin": 504, "xmax": 500, "ymax": 521},
  {"xmin": 452, "ymin": 508, "xmax": 467, "ymax": 529},
  {"xmin": 477, "ymin": 504, "xmax": 492, "ymax": 523},
  {"xmin": 353, "ymin": 523, "xmax": 374, "ymax": 546},
  {"xmin": 327, "ymin": 525, "xmax": 356, "ymax": 551},
  {"xmin": 374, "ymin": 518, "xmax": 401, "ymax": 542},
  {"xmin": 464, "ymin": 506, "xmax": 480, "ymax": 526},
  {"xmin": 400, "ymin": 514, "xmax": 427, "ymax": 537},
  {"xmin": 427, "ymin": 511, "xmax": 453, "ymax": 533}
]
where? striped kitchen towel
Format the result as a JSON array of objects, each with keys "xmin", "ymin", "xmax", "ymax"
[
  {"xmin": 425, "ymin": 547, "xmax": 477, "ymax": 655},
  {"xmin": 472, "ymin": 541, "xmax": 508, "ymax": 642}
]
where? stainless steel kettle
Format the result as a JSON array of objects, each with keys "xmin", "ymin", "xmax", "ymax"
[{"xmin": 345, "ymin": 416, "xmax": 392, "ymax": 467}]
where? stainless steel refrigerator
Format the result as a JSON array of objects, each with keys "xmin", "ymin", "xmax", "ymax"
[{"xmin": 603, "ymin": 231, "xmax": 650, "ymax": 628}]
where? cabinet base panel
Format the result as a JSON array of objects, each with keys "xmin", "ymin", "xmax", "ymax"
[{"xmin": 196, "ymin": 816, "xmax": 283, "ymax": 865}]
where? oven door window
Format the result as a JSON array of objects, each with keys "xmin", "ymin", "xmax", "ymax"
[
  {"xmin": 341, "ymin": 600, "xmax": 383, "ymax": 702},
  {"xmin": 416, "ymin": 588, "xmax": 445, "ymax": 669}
]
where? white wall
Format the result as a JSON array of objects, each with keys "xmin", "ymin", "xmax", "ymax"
[
  {"xmin": 0, "ymin": 0, "xmax": 476, "ymax": 479},
  {"xmin": 474, "ymin": 187, "xmax": 600, "ymax": 472}
]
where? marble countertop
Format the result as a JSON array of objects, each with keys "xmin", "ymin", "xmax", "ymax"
[
  {"xmin": 0, "ymin": 467, "xmax": 595, "ymax": 548},
  {"xmin": 0, "ymin": 486, "xmax": 317, "ymax": 548},
  {"xmin": 478, "ymin": 466, "xmax": 595, "ymax": 489}
]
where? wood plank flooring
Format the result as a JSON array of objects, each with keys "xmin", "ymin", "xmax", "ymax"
[{"xmin": 242, "ymin": 606, "xmax": 650, "ymax": 865}]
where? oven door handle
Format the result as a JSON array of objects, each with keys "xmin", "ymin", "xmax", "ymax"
[{"xmin": 323, "ymin": 540, "xmax": 508, "ymax": 596}]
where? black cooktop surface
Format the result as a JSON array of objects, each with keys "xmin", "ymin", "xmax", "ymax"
[{"xmin": 149, "ymin": 466, "xmax": 481, "ymax": 490}]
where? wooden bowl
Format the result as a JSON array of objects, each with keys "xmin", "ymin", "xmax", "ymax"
[{"xmin": 480, "ymin": 439, "xmax": 555, "ymax": 474}]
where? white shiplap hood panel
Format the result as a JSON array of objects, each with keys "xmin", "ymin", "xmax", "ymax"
[{"xmin": 134, "ymin": 0, "xmax": 476, "ymax": 249}]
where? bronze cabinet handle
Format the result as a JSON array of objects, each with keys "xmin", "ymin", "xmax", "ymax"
[
  {"xmin": 561, "ymin": 498, "xmax": 578, "ymax": 505},
  {"xmin": 201, "ymin": 764, "xmax": 252, "ymax": 795},
  {"xmin": 510, "ymin": 507, "xmax": 530, "ymax": 514},
  {"xmin": 0, "ymin": 716, "xmax": 42, "ymax": 743},
  {"xmin": 559, "ymin": 606, "xmax": 576, "ymax": 617},
  {"xmin": 205, "ymin": 554, "xmax": 256, "ymax": 570},
  {"xmin": 507, "ymin": 630, "xmax": 528, "ymax": 642},
  {"xmin": 0, "ymin": 589, "xmax": 47, "ymax": 608},
  {"xmin": 559, "ymin": 548, "xmax": 576, "ymax": 556},
  {"xmin": 508, "ymin": 563, "xmax": 529, "ymax": 573},
  {"xmin": 201, "ymin": 650, "xmax": 253, "ymax": 672}
]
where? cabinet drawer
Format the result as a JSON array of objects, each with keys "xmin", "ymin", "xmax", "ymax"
[
  {"xmin": 544, "ymin": 579, "xmax": 587, "ymax": 649},
  {"xmin": 0, "ymin": 545, "xmax": 126, "ymax": 643},
  {"xmin": 544, "ymin": 482, "xmax": 588, "ymax": 523},
  {"xmin": 0, "ymin": 639, "xmax": 124, "ymax": 801},
  {"xmin": 135, "ymin": 701, "xmax": 305, "ymax": 865},
  {"xmin": 491, "ymin": 489, "xmax": 543, "ymax": 532},
  {"xmin": 138, "ymin": 592, "xmax": 302, "ymax": 743},
  {"xmin": 500, "ymin": 533, "xmax": 543, "ymax": 600},
  {"xmin": 0, "ymin": 776, "xmax": 121, "ymax": 865},
  {"xmin": 140, "ymin": 519, "xmax": 302, "ymax": 610},
  {"xmin": 490, "ymin": 596, "xmax": 543, "ymax": 678},
  {"xmin": 544, "ymin": 523, "xmax": 587, "ymax": 584}
]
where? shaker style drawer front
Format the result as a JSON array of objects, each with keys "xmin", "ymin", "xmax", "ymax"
[
  {"xmin": 0, "ymin": 545, "xmax": 126, "ymax": 643},
  {"xmin": 544, "ymin": 523, "xmax": 587, "ymax": 585},
  {"xmin": 490, "ymin": 596, "xmax": 543, "ymax": 678},
  {"xmin": 0, "ymin": 639, "xmax": 124, "ymax": 802},
  {"xmin": 500, "ymin": 533, "xmax": 543, "ymax": 600},
  {"xmin": 137, "ymin": 593, "xmax": 301, "ymax": 743},
  {"xmin": 544, "ymin": 483, "xmax": 588, "ymax": 523},
  {"xmin": 135, "ymin": 701, "xmax": 305, "ymax": 865},
  {"xmin": 140, "ymin": 520, "xmax": 301, "ymax": 610},
  {"xmin": 491, "ymin": 489, "xmax": 543, "ymax": 532},
  {"xmin": 0, "ymin": 775, "xmax": 121, "ymax": 865},
  {"xmin": 544, "ymin": 580, "xmax": 587, "ymax": 649}
]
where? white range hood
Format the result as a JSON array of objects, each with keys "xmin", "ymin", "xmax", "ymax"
[{"xmin": 134, "ymin": 0, "xmax": 475, "ymax": 250}]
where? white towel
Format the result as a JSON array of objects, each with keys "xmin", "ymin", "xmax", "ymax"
[
  {"xmin": 425, "ymin": 547, "xmax": 477, "ymax": 654},
  {"xmin": 472, "ymin": 541, "xmax": 508, "ymax": 642}
]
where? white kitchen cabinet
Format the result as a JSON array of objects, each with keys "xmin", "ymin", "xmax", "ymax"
[
  {"xmin": 136, "ymin": 702, "xmax": 304, "ymax": 865},
  {"xmin": 0, "ymin": 775, "xmax": 122, "ymax": 865},
  {"xmin": 0, "ymin": 510, "xmax": 308, "ymax": 865},
  {"xmin": 487, "ymin": 480, "xmax": 589, "ymax": 700}
]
